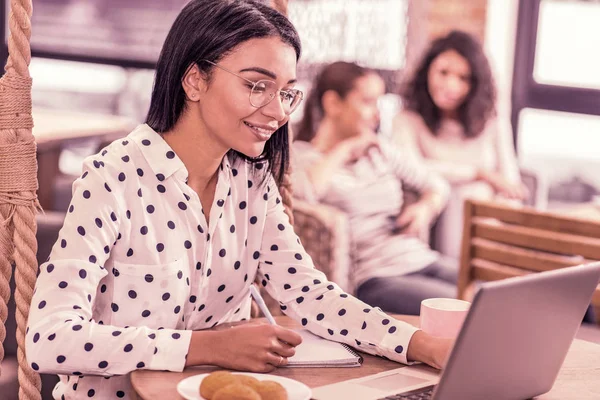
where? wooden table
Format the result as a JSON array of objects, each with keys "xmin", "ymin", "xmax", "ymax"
[
  {"xmin": 33, "ymin": 108, "xmax": 136, "ymax": 210},
  {"xmin": 130, "ymin": 315, "xmax": 600, "ymax": 399}
]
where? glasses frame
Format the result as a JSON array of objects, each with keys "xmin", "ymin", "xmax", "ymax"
[{"xmin": 202, "ymin": 60, "xmax": 303, "ymax": 115}]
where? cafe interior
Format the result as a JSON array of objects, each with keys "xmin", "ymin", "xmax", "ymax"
[{"xmin": 1, "ymin": 0, "xmax": 600, "ymax": 399}]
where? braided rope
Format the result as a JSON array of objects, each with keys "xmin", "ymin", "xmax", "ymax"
[
  {"xmin": 0, "ymin": 203, "xmax": 14, "ymax": 377},
  {"xmin": 0, "ymin": 0, "xmax": 41, "ymax": 399},
  {"xmin": 14, "ymin": 207, "xmax": 40, "ymax": 400}
]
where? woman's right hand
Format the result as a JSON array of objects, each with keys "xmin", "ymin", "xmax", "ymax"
[
  {"xmin": 406, "ymin": 330, "xmax": 454, "ymax": 370},
  {"xmin": 191, "ymin": 323, "xmax": 303, "ymax": 372},
  {"xmin": 477, "ymin": 169, "xmax": 528, "ymax": 200}
]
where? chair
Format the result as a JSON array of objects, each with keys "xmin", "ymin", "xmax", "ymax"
[
  {"xmin": 292, "ymin": 200, "xmax": 353, "ymax": 293},
  {"xmin": 457, "ymin": 199, "xmax": 600, "ymax": 324}
]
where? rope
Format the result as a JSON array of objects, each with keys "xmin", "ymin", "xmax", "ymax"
[
  {"xmin": 0, "ymin": 73, "xmax": 33, "ymax": 129},
  {"xmin": 0, "ymin": 203, "xmax": 14, "ymax": 378},
  {"xmin": 14, "ymin": 207, "xmax": 40, "ymax": 400},
  {"xmin": 0, "ymin": 0, "xmax": 41, "ymax": 399}
]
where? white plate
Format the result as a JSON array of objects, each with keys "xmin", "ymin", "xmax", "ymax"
[{"xmin": 177, "ymin": 372, "xmax": 312, "ymax": 400}]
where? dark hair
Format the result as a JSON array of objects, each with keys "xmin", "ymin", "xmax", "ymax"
[
  {"xmin": 296, "ymin": 61, "xmax": 372, "ymax": 142},
  {"xmin": 146, "ymin": 0, "xmax": 301, "ymax": 185},
  {"xmin": 400, "ymin": 30, "xmax": 496, "ymax": 138}
]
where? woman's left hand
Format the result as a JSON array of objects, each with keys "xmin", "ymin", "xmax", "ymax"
[{"xmin": 394, "ymin": 202, "xmax": 434, "ymax": 237}]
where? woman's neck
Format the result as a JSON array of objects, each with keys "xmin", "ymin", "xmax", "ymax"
[
  {"xmin": 162, "ymin": 111, "xmax": 227, "ymax": 191},
  {"xmin": 440, "ymin": 109, "xmax": 460, "ymax": 121},
  {"xmin": 310, "ymin": 118, "xmax": 346, "ymax": 153}
]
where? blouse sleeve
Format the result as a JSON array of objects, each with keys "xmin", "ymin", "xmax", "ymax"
[
  {"xmin": 392, "ymin": 112, "xmax": 480, "ymax": 184},
  {"xmin": 255, "ymin": 176, "xmax": 420, "ymax": 365},
  {"xmin": 26, "ymin": 158, "xmax": 191, "ymax": 377}
]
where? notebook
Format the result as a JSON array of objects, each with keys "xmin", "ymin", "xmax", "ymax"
[{"xmin": 286, "ymin": 330, "xmax": 363, "ymax": 368}]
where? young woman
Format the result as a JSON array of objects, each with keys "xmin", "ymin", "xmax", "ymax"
[
  {"xmin": 393, "ymin": 30, "xmax": 527, "ymax": 260},
  {"xmin": 26, "ymin": 2, "xmax": 451, "ymax": 399},
  {"xmin": 294, "ymin": 61, "xmax": 457, "ymax": 318}
]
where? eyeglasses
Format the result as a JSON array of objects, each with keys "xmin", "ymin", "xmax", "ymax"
[{"xmin": 202, "ymin": 60, "xmax": 303, "ymax": 115}]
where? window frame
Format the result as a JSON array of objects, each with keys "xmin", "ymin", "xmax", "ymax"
[{"xmin": 512, "ymin": 0, "xmax": 600, "ymax": 150}]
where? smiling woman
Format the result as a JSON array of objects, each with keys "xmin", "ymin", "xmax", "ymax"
[{"xmin": 25, "ymin": 1, "xmax": 452, "ymax": 399}]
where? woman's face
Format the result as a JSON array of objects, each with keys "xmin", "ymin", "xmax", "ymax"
[
  {"xmin": 337, "ymin": 73, "xmax": 385, "ymax": 138},
  {"xmin": 194, "ymin": 37, "xmax": 298, "ymax": 158},
  {"xmin": 427, "ymin": 49, "xmax": 472, "ymax": 114}
]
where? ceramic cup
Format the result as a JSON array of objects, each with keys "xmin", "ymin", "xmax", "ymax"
[{"xmin": 420, "ymin": 298, "xmax": 471, "ymax": 339}]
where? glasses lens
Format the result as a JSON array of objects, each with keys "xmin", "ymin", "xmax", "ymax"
[
  {"xmin": 250, "ymin": 80, "xmax": 276, "ymax": 108},
  {"xmin": 288, "ymin": 90, "xmax": 303, "ymax": 114},
  {"xmin": 250, "ymin": 81, "xmax": 304, "ymax": 115}
]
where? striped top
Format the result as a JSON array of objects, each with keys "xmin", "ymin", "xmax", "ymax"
[{"xmin": 292, "ymin": 138, "xmax": 449, "ymax": 289}]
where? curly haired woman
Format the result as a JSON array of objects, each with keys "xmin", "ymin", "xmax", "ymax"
[{"xmin": 393, "ymin": 30, "xmax": 527, "ymax": 260}]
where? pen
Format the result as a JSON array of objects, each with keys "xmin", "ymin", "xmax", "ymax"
[{"xmin": 249, "ymin": 284, "xmax": 277, "ymax": 325}]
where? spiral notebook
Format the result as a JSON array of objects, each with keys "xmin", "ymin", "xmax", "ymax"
[{"xmin": 286, "ymin": 330, "xmax": 363, "ymax": 368}]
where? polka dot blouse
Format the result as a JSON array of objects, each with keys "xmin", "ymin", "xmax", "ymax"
[{"xmin": 26, "ymin": 124, "xmax": 419, "ymax": 399}]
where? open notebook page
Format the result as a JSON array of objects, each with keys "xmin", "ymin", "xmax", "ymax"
[{"xmin": 286, "ymin": 330, "xmax": 363, "ymax": 368}]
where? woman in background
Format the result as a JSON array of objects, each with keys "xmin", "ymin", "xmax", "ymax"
[
  {"xmin": 393, "ymin": 30, "xmax": 527, "ymax": 260},
  {"xmin": 294, "ymin": 61, "xmax": 456, "ymax": 317}
]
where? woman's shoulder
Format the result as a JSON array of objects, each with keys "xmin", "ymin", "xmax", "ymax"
[
  {"xmin": 393, "ymin": 109, "xmax": 431, "ymax": 140},
  {"xmin": 394, "ymin": 109, "xmax": 427, "ymax": 128}
]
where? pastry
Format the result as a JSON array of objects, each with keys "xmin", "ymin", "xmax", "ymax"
[
  {"xmin": 200, "ymin": 371, "xmax": 239, "ymax": 399},
  {"xmin": 212, "ymin": 383, "xmax": 261, "ymax": 400},
  {"xmin": 255, "ymin": 380, "xmax": 288, "ymax": 400}
]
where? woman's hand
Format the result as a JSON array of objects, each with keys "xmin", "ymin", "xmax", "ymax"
[
  {"xmin": 190, "ymin": 323, "xmax": 303, "ymax": 372},
  {"xmin": 394, "ymin": 202, "xmax": 435, "ymax": 237},
  {"xmin": 478, "ymin": 169, "xmax": 528, "ymax": 200},
  {"xmin": 307, "ymin": 132, "xmax": 381, "ymax": 198},
  {"xmin": 333, "ymin": 132, "xmax": 381, "ymax": 165},
  {"xmin": 406, "ymin": 330, "xmax": 454, "ymax": 370}
]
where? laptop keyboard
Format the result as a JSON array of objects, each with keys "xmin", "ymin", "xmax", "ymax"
[{"xmin": 378, "ymin": 385, "xmax": 435, "ymax": 400}]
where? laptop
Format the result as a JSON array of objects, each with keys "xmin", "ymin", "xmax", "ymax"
[{"xmin": 312, "ymin": 263, "xmax": 600, "ymax": 400}]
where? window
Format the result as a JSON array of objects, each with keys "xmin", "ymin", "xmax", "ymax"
[
  {"xmin": 289, "ymin": 0, "xmax": 408, "ymax": 70},
  {"xmin": 533, "ymin": 0, "xmax": 600, "ymax": 89},
  {"xmin": 513, "ymin": 0, "xmax": 600, "ymax": 204},
  {"xmin": 287, "ymin": 0, "xmax": 409, "ymax": 126}
]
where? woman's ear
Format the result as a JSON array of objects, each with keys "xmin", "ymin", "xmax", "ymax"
[
  {"xmin": 182, "ymin": 64, "xmax": 205, "ymax": 102},
  {"xmin": 321, "ymin": 90, "xmax": 343, "ymax": 117}
]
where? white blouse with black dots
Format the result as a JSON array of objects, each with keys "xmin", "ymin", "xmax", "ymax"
[{"xmin": 26, "ymin": 124, "xmax": 420, "ymax": 399}]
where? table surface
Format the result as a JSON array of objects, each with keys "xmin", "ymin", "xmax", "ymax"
[
  {"xmin": 130, "ymin": 315, "xmax": 600, "ymax": 400},
  {"xmin": 32, "ymin": 107, "xmax": 136, "ymax": 145}
]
